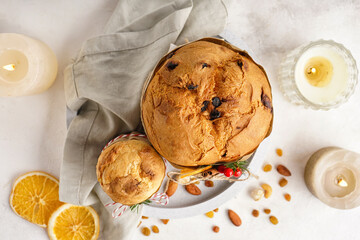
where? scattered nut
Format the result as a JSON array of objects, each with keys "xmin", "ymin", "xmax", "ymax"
[
  {"xmin": 151, "ymin": 225, "xmax": 159, "ymax": 233},
  {"xmin": 284, "ymin": 193, "xmax": 291, "ymax": 201},
  {"xmin": 276, "ymin": 148, "xmax": 283, "ymax": 157},
  {"xmin": 279, "ymin": 178, "xmax": 288, "ymax": 187},
  {"xmin": 166, "ymin": 180, "xmax": 178, "ymax": 197},
  {"xmin": 205, "ymin": 180, "xmax": 214, "ymax": 187},
  {"xmin": 142, "ymin": 216, "xmax": 149, "ymax": 219},
  {"xmin": 141, "ymin": 227, "xmax": 151, "ymax": 236},
  {"xmin": 228, "ymin": 209, "xmax": 242, "ymax": 227},
  {"xmin": 252, "ymin": 209, "xmax": 259, "ymax": 217},
  {"xmin": 264, "ymin": 209, "xmax": 271, "ymax": 214},
  {"xmin": 251, "ymin": 188, "xmax": 265, "ymax": 201},
  {"xmin": 269, "ymin": 216, "xmax": 279, "ymax": 225},
  {"xmin": 213, "ymin": 208, "xmax": 219, "ymax": 212},
  {"xmin": 161, "ymin": 219, "xmax": 169, "ymax": 225},
  {"xmin": 261, "ymin": 184, "xmax": 272, "ymax": 198},
  {"xmin": 263, "ymin": 164, "xmax": 272, "ymax": 172},
  {"xmin": 205, "ymin": 211, "xmax": 214, "ymax": 218},
  {"xmin": 185, "ymin": 184, "xmax": 202, "ymax": 195},
  {"xmin": 277, "ymin": 165, "xmax": 291, "ymax": 176},
  {"xmin": 137, "ymin": 221, "xmax": 142, "ymax": 228},
  {"xmin": 213, "ymin": 226, "xmax": 220, "ymax": 233}
]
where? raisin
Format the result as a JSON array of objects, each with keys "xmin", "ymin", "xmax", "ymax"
[
  {"xmin": 205, "ymin": 180, "xmax": 214, "ymax": 187},
  {"xmin": 263, "ymin": 164, "xmax": 272, "ymax": 172},
  {"xmin": 141, "ymin": 227, "xmax": 151, "ymax": 236},
  {"xmin": 202, "ymin": 63, "xmax": 208, "ymax": 68},
  {"xmin": 201, "ymin": 101, "xmax": 209, "ymax": 112},
  {"xmin": 161, "ymin": 219, "xmax": 169, "ymax": 224},
  {"xmin": 166, "ymin": 61, "xmax": 178, "ymax": 70},
  {"xmin": 151, "ymin": 225, "xmax": 159, "ymax": 233},
  {"xmin": 264, "ymin": 209, "xmax": 271, "ymax": 214},
  {"xmin": 210, "ymin": 110, "xmax": 221, "ymax": 120},
  {"xmin": 166, "ymin": 51, "xmax": 175, "ymax": 59},
  {"xmin": 279, "ymin": 178, "xmax": 288, "ymax": 187},
  {"xmin": 187, "ymin": 84, "xmax": 198, "ymax": 90},
  {"xmin": 205, "ymin": 211, "xmax": 214, "ymax": 218},
  {"xmin": 261, "ymin": 90, "xmax": 273, "ymax": 112},
  {"xmin": 212, "ymin": 97, "xmax": 221, "ymax": 107},
  {"xmin": 269, "ymin": 216, "xmax": 279, "ymax": 225},
  {"xmin": 284, "ymin": 193, "xmax": 291, "ymax": 201},
  {"xmin": 237, "ymin": 60, "xmax": 243, "ymax": 68},
  {"xmin": 252, "ymin": 209, "xmax": 259, "ymax": 217}
]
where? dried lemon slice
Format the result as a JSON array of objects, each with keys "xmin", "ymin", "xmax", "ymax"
[
  {"xmin": 9, "ymin": 171, "xmax": 63, "ymax": 227},
  {"xmin": 48, "ymin": 203, "xmax": 100, "ymax": 240}
]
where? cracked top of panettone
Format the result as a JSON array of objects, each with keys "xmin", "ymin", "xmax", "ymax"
[
  {"xmin": 96, "ymin": 138, "xmax": 165, "ymax": 205},
  {"xmin": 142, "ymin": 40, "xmax": 273, "ymax": 167}
]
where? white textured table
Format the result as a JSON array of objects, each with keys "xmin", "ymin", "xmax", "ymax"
[{"xmin": 1, "ymin": 1, "xmax": 360, "ymax": 240}]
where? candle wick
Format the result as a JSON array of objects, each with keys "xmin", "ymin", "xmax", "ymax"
[
  {"xmin": 335, "ymin": 175, "xmax": 348, "ymax": 187},
  {"xmin": 2, "ymin": 64, "xmax": 16, "ymax": 71}
]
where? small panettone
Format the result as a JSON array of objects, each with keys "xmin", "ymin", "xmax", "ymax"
[
  {"xmin": 96, "ymin": 136, "xmax": 165, "ymax": 205},
  {"xmin": 141, "ymin": 39, "xmax": 273, "ymax": 167}
]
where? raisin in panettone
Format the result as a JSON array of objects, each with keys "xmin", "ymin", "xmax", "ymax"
[{"xmin": 141, "ymin": 39, "xmax": 273, "ymax": 167}]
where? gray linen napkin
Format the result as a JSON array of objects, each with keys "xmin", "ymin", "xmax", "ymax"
[{"xmin": 60, "ymin": 0, "xmax": 227, "ymax": 239}]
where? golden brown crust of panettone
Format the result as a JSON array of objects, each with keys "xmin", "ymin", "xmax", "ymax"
[
  {"xmin": 142, "ymin": 40, "xmax": 273, "ymax": 166},
  {"xmin": 96, "ymin": 139, "xmax": 165, "ymax": 205}
]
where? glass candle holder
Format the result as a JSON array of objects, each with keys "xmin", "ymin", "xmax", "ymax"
[{"xmin": 279, "ymin": 40, "xmax": 358, "ymax": 110}]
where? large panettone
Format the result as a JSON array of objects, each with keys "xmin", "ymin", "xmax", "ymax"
[
  {"xmin": 96, "ymin": 136, "xmax": 165, "ymax": 205},
  {"xmin": 141, "ymin": 39, "xmax": 273, "ymax": 167}
]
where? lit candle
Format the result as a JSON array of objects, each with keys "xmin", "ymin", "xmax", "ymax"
[
  {"xmin": 279, "ymin": 40, "xmax": 358, "ymax": 110},
  {"xmin": 0, "ymin": 33, "xmax": 58, "ymax": 96},
  {"xmin": 304, "ymin": 147, "xmax": 360, "ymax": 209}
]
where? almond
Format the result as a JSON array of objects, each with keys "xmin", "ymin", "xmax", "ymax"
[
  {"xmin": 277, "ymin": 164, "xmax": 291, "ymax": 176},
  {"xmin": 185, "ymin": 184, "xmax": 201, "ymax": 195},
  {"xmin": 166, "ymin": 180, "xmax": 178, "ymax": 197},
  {"xmin": 228, "ymin": 209, "xmax": 242, "ymax": 227}
]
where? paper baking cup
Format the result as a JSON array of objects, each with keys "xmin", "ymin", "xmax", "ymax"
[
  {"xmin": 140, "ymin": 37, "xmax": 273, "ymax": 167},
  {"xmin": 101, "ymin": 132, "xmax": 147, "ymax": 152}
]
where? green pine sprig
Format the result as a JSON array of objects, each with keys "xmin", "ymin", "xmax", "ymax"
[{"xmin": 129, "ymin": 199, "xmax": 151, "ymax": 213}]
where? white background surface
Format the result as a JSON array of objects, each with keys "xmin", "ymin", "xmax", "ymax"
[{"xmin": 1, "ymin": 1, "xmax": 360, "ymax": 240}]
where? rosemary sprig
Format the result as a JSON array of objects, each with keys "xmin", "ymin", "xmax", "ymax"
[
  {"xmin": 224, "ymin": 159, "xmax": 248, "ymax": 172},
  {"xmin": 129, "ymin": 199, "xmax": 151, "ymax": 213}
]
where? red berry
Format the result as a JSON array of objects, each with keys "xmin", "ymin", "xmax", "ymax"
[
  {"xmin": 224, "ymin": 168, "xmax": 234, "ymax": 177},
  {"xmin": 234, "ymin": 168, "xmax": 242, "ymax": 177},
  {"xmin": 217, "ymin": 165, "xmax": 226, "ymax": 173}
]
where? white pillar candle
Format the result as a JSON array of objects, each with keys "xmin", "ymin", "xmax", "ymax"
[
  {"xmin": 304, "ymin": 147, "xmax": 360, "ymax": 209},
  {"xmin": 279, "ymin": 40, "xmax": 358, "ymax": 110},
  {"xmin": 0, "ymin": 33, "xmax": 58, "ymax": 96}
]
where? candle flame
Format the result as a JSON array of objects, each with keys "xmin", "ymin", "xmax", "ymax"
[
  {"xmin": 335, "ymin": 175, "xmax": 348, "ymax": 187},
  {"xmin": 2, "ymin": 64, "xmax": 16, "ymax": 71}
]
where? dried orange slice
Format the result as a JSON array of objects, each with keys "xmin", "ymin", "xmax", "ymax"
[
  {"xmin": 48, "ymin": 203, "xmax": 100, "ymax": 240},
  {"xmin": 9, "ymin": 171, "xmax": 63, "ymax": 227},
  {"xmin": 180, "ymin": 165, "xmax": 212, "ymax": 178}
]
